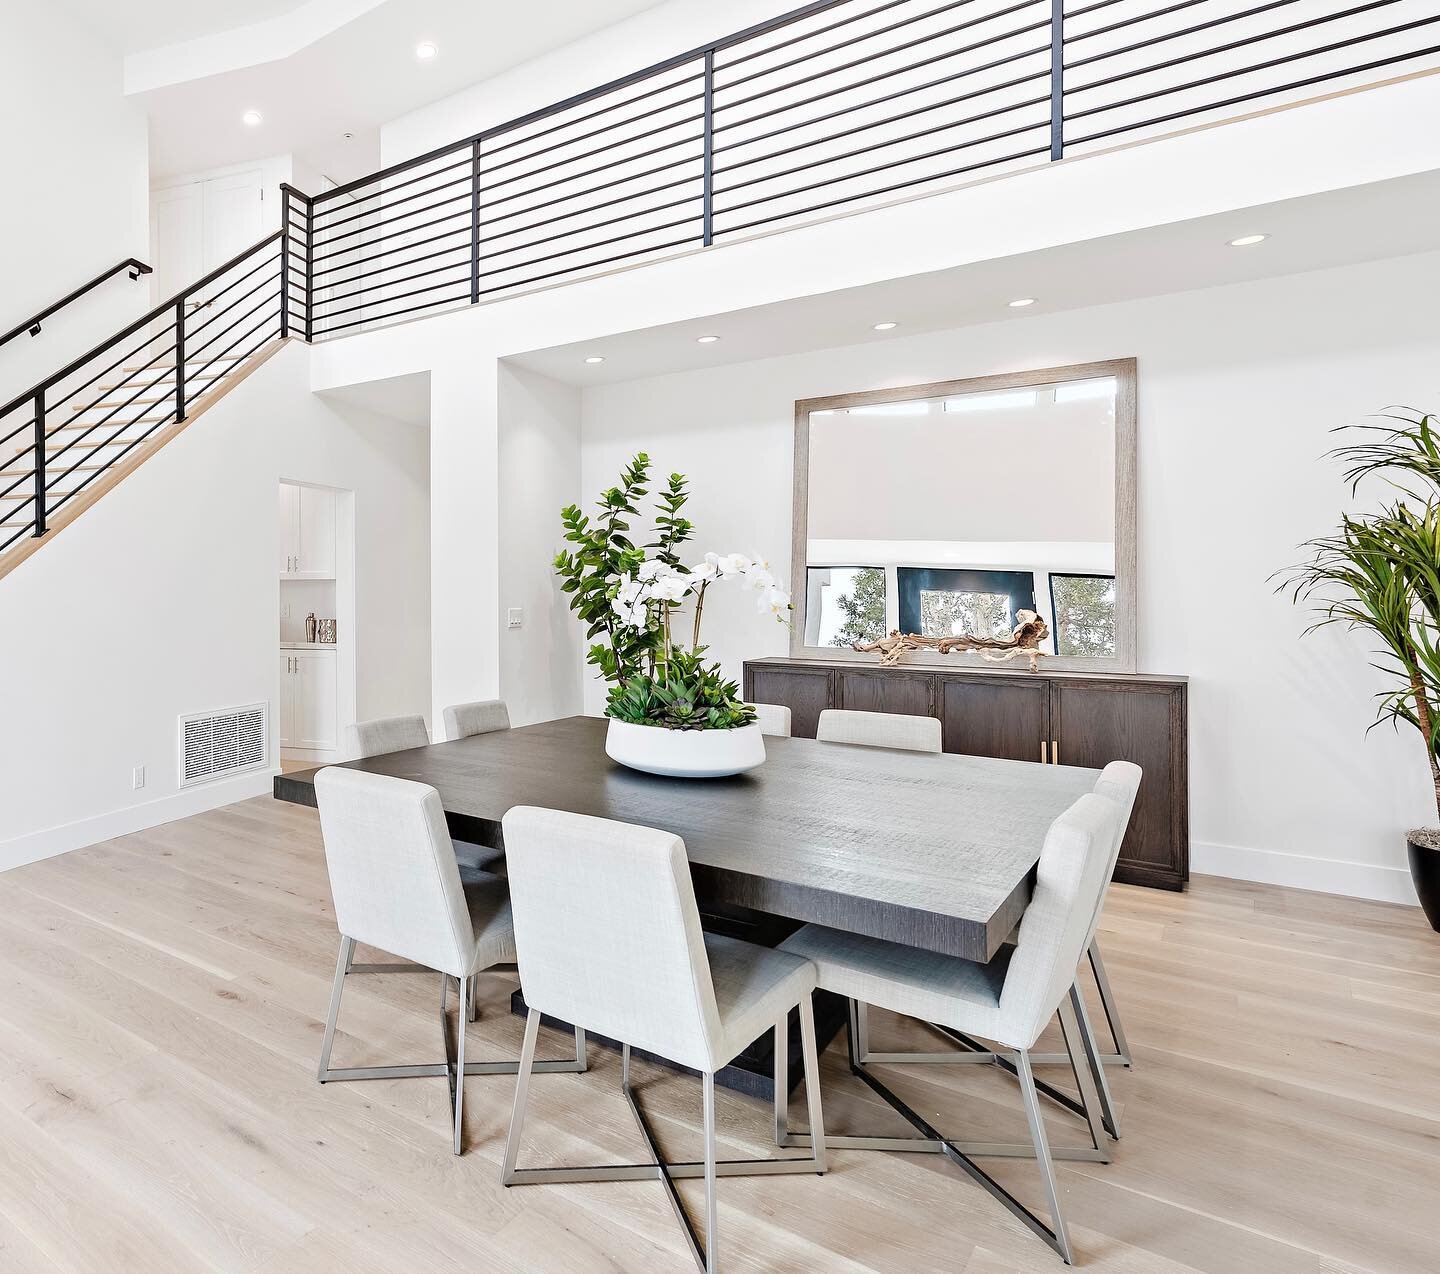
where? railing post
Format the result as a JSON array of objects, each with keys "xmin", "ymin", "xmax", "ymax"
[
  {"xmin": 279, "ymin": 186, "xmax": 292, "ymax": 339},
  {"xmin": 32, "ymin": 390, "xmax": 45, "ymax": 538},
  {"xmin": 702, "ymin": 49, "xmax": 715, "ymax": 246},
  {"xmin": 471, "ymin": 138, "xmax": 482, "ymax": 304},
  {"xmin": 1050, "ymin": 0, "xmax": 1064, "ymax": 161},
  {"xmin": 305, "ymin": 195, "xmax": 315, "ymax": 341},
  {"xmin": 174, "ymin": 299, "xmax": 186, "ymax": 422}
]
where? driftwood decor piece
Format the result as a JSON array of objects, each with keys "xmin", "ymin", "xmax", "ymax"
[{"xmin": 853, "ymin": 610, "xmax": 1051, "ymax": 672}]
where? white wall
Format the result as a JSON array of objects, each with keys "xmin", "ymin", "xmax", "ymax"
[
  {"xmin": 0, "ymin": 343, "xmax": 430, "ymax": 868},
  {"xmin": 579, "ymin": 250, "xmax": 1440, "ymax": 906},
  {"xmin": 0, "ymin": 3, "xmax": 150, "ymax": 407},
  {"xmin": 497, "ymin": 364, "xmax": 584, "ymax": 726}
]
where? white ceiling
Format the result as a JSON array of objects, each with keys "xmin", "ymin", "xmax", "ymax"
[
  {"xmin": 110, "ymin": 0, "xmax": 672, "ymax": 183},
  {"xmin": 507, "ymin": 171, "xmax": 1440, "ymax": 388},
  {"xmin": 63, "ymin": 0, "xmax": 310, "ymax": 53}
]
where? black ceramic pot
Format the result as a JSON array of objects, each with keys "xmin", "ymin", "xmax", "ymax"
[{"xmin": 1407, "ymin": 835, "xmax": 1440, "ymax": 932}]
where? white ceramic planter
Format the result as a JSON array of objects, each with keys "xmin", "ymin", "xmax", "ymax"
[{"xmin": 605, "ymin": 718, "xmax": 766, "ymax": 779}]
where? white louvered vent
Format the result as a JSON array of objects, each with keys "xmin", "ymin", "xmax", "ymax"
[{"xmin": 179, "ymin": 703, "xmax": 267, "ymax": 788}]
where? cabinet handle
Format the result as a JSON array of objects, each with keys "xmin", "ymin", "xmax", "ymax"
[
  {"xmin": 1052, "ymin": 739, "xmax": 1059, "ymax": 766},
  {"xmin": 1040, "ymin": 741, "xmax": 1047, "ymax": 764}
]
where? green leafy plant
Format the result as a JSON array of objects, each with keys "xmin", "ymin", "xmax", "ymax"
[
  {"xmin": 605, "ymin": 649, "xmax": 757, "ymax": 731},
  {"xmin": 1278, "ymin": 410, "xmax": 1440, "ymax": 821},
  {"xmin": 555, "ymin": 453, "xmax": 789, "ymax": 730}
]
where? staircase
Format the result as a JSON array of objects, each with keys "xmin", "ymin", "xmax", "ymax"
[{"xmin": 2, "ymin": 0, "xmax": 1437, "ymax": 581}]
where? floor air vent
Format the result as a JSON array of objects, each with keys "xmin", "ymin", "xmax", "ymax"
[{"xmin": 179, "ymin": 703, "xmax": 268, "ymax": 787}]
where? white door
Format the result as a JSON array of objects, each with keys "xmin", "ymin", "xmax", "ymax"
[
  {"xmin": 294, "ymin": 651, "xmax": 338, "ymax": 749},
  {"xmin": 296, "ymin": 486, "xmax": 336, "ymax": 577},
  {"xmin": 150, "ymin": 184, "xmax": 205, "ymax": 307},
  {"xmin": 278, "ymin": 482, "xmax": 299, "ymax": 575},
  {"xmin": 278, "ymin": 652, "xmax": 298, "ymax": 747},
  {"xmin": 202, "ymin": 170, "xmax": 264, "ymax": 271}
]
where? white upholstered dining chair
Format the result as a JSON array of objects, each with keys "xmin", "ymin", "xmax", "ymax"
[
  {"xmin": 778, "ymin": 791, "xmax": 1123, "ymax": 1265},
  {"xmin": 816, "ymin": 707, "xmax": 942, "ymax": 753},
  {"xmin": 750, "ymin": 702, "xmax": 792, "ymax": 737},
  {"xmin": 500, "ymin": 806, "xmax": 828, "ymax": 1274},
  {"xmin": 313, "ymin": 768, "xmax": 586, "ymax": 1155},
  {"xmin": 442, "ymin": 698, "xmax": 511, "ymax": 740},
  {"xmin": 349, "ymin": 713, "xmax": 429, "ymax": 758}
]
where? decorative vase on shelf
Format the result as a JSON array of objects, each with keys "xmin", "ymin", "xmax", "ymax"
[{"xmin": 605, "ymin": 719, "xmax": 766, "ymax": 779}]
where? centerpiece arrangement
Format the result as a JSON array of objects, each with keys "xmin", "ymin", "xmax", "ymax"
[{"xmin": 554, "ymin": 453, "xmax": 789, "ymax": 778}]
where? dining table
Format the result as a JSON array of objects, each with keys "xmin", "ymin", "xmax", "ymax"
[{"xmin": 274, "ymin": 713, "xmax": 1100, "ymax": 1093}]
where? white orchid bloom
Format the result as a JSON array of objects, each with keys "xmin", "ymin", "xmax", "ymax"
[
  {"xmin": 757, "ymin": 586, "xmax": 790, "ymax": 619},
  {"xmin": 742, "ymin": 566, "xmax": 776, "ymax": 591},
  {"xmin": 649, "ymin": 574, "xmax": 692, "ymax": 603},
  {"xmin": 635, "ymin": 559, "xmax": 667, "ymax": 582},
  {"xmin": 616, "ymin": 578, "xmax": 644, "ymax": 605},
  {"xmin": 689, "ymin": 558, "xmax": 720, "ymax": 583},
  {"xmin": 714, "ymin": 552, "xmax": 753, "ymax": 577}
]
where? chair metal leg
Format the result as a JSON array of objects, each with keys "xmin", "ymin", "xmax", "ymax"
[
  {"xmin": 703, "ymin": 1071, "xmax": 719, "ymax": 1273},
  {"xmin": 317, "ymin": 936, "xmax": 354, "ymax": 1081},
  {"xmin": 1089, "ymin": 941, "xmax": 1132, "ymax": 1066},
  {"xmin": 442, "ymin": 974, "xmax": 469, "ymax": 1155},
  {"xmin": 798, "ymin": 995, "xmax": 827, "ymax": 1174},
  {"xmin": 1067, "ymin": 984, "xmax": 1120, "ymax": 1140},
  {"xmin": 772, "ymin": 1017, "xmax": 788, "ymax": 1148},
  {"xmin": 1017, "ymin": 1050, "xmax": 1075, "ymax": 1264},
  {"xmin": 501, "ymin": 1007, "xmax": 540, "ymax": 1184},
  {"xmin": 468, "ymin": 973, "xmax": 480, "ymax": 1023}
]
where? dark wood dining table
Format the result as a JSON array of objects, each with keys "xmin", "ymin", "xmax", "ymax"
[{"xmin": 274, "ymin": 714, "xmax": 1099, "ymax": 962}]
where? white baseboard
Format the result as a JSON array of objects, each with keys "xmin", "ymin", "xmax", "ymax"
[
  {"xmin": 1192, "ymin": 838, "xmax": 1419, "ymax": 907},
  {"xmin": 0, "ymin": 771, "xmax": 277, "ymax": 873}
]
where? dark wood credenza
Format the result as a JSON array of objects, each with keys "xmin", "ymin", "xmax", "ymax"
[{"xmin": 743, "ymin": 657, "xmax": 1189, "ymax": 890}]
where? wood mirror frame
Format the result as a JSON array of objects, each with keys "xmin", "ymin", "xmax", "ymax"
[{"xmin": 790, "ymin": 357, "xmax": 1137, "ymax": 674}]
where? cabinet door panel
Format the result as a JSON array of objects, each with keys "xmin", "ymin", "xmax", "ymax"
[
  {"xmin": 297, "ymin": 487, "xmax": 336, "ymax": 576},
  {"xmin": 939, "ymin": 675, "xmax": 1048, "ymax": 763},
  {"xmin": 295, "ymin": 652, "xmax": 338, "ymax": 750},
  {"xmin": 746, "ymin": 666, "xmax": 834, "ymax": 739},
  {"xmin": 838, "ymin": 670, "xmax": 933, "ymax": 717},
  {"xmin": 1051, "ymin": 682, "xmax": 1186, "ymax": 887},
  {"xmin": 278, "ymin": 484, "xmax": 299, "ymax": 575},
  {"xmin": 278, "ymin": 654, "xmax": 297, "ymax": 747}
]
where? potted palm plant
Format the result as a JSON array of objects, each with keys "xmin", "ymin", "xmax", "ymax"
[
  {"xmin": 1280, "ymin": 410, "xmax": 1440, "ymax": 929},
  {"xmin": 554, "ymin": 453, "xmax": 789, "ymax": 778}
]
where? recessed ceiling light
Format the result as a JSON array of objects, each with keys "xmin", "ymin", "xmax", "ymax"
[
  {"xmin": 415, "ymin": 41, "xmax": 438, "ymax": 61},
  {"xmin": 1008, "ymin": 297, "xmax": 1037, "ymax": 308},
  {"xmin": 696, "ymin": 335, "xmax": 720, "ymax": 344},
  {"xmin": 872, "ymin": 321, "xmax": 898, "ymax": 331},
  {"xmin": 1229, "ymin": 233, "xmax": 1268, "ymax": 247},
  {"xmin": 584, "ymin": 355, "xmax": 605, "ymax": 364},
  {"xmin": 241, "ymin": 110, "xmax": 263, "ymax": 127}
]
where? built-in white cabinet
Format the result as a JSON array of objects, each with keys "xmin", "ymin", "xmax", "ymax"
[
  {"xmin": 279, "ymin": 483, "xmax": 336, "ymax": 578},
  {"xmin": 150, "ymin": 169, "xmax": 264, "ymax": 307},
  {"xmin": 279, "ymin": 649, "xmax": 337, "ymax": 751}
]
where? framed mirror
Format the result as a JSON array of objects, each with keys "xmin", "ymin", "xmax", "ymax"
[{"xmin": 791, "ymin": 359, "xmax": 1136, "ymax": 672}]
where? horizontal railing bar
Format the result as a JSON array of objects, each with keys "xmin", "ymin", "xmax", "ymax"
[
  {"xmin": 1065, "ymin": 12, "xmax": 1440, "ymax": 120},
  {"xmin": 315, "ymin": 173, "xmax": 471, "ymax": 243},
  {"xmin": 473, "ymin": 214, "xmax": 700, "ymax": 285},
  {"xmin": 0, "ymin": 257, "xmax": 153, "ymax": 351},
  {"xmin": 184, "ymin": 263, "xmax": 284, "ymax": 342},
  {"xmin": 314, "ymin": 274, "xmax": 476, "ymax": 326},
  {"xmin": 313, "ymin": 238, "xmax": 469, "ymax": 290},
  {"xmin": 715, "ymin": 6, "xmax": 1050, "ymax": 116},
  {"xmin": 719, "ymin": 140, "xmax": 1048, "ymax": 235},
  {"xmin": 479, "ymin": 129, "xmax": 704, "ymax": 210},
  {"xmin": 317, "ymin": 259, "xmax": 471, "ymax": 312},
  {"xmin": 181, "ymin": 317, "xmax": 280, "ymax": 396},
  {"xmin": 313, "ymin": 155, "xmax": 472, "ymax": 220},
  {"xmin": 713, "ymin": 28, "xmax": 1048, "ymax": 135},
  {"xmin": 311, "ymin": 201, "xmax": 471, "ymax": 265},
  {"xmin": 479, "ymin": 188, "xmax": 700, "ymax": 255},
  {"xmin": 318, "ymin": 290, "xmax": 474, "ymax": 337},
  {"xmin": 51, "ymin": 337, "xmax": 182, "ymax": 439},
  {"xmin": 1067, "ymin": 37, "xmax": 1440, "ymax": 144},
  {"xmin": 481, "ymin": 70, "xmax": 703, "ymax": 164},
  {"xmin": 475, "ymin": 232, "xmax": 699, "ymax": 298},
  {"xmin": 314, "ymin": 167, "xmax": 471, "ymax": 237},
  {"xmin": 313, "ymin": 0, "xmax": 848, "ymax": 206},
  {"xmin": 311, "ymin": 226, "xmax": 470, "ymax": 285},
  {"xmin": 713, "ymin": 44, "xmax": 1048, "ymax": 153},
  {"xmin": 0, "ymin": 231, "xmax": 281, "ymax": 421},
  {"xmin": 183, "ymin": 288, "xmax": 282, "ymax": 367},
  {"xmin": 484, "ymin": 81, "xmax": 705, "ymax": 175},
  {"xmin": 717, "ymin": 111, "xmax": 1047, "ymax": 206},
  {"xmin": 481, "ymin": 93, "xmax": 705, "ymax": 187},
  {"xmin": 721, "ymin": 0, "xmax": 914, "ymax": 71},
  {"xmin": 476, "ymin": 168, "xmax": 698, "ymax": 235},
  {"xmin": 717, "ymin": 71, "xmax": 1049, "ymax": 176},
  {"xmin": 715, "ymin": 101, "xmax": 1049, "ymax": 197},
  {"xmin": 1065, "ymin": 0, "xmax": 1135, "ymax": 18},
  {"xmin": 1064, "ymin": 0, "xmax": 1209, "ymax": 46},
  {"xmin": 32, "ymin": 313, "xmax": 177, "ymax": 418},
  {"xmin": 1068, "ymin": 0, "xmax": 1391, "ymax": 78},
  {"xmin": 720, "ymin": 0, "xmax": 982, "ymax": 93}
]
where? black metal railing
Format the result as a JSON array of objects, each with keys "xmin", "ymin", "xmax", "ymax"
[
  {"xmin": 3, "ymin": 0, "xmax": 1438, "ymax": 552},
  {"xmin": 0, "ymin": 257, "xmax": 152, "ymax": 351}
]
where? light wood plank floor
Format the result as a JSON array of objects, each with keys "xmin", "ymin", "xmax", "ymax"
[{"xmin": 0, "ymin": 796, "xmax": 1435, "ymax": 1273}]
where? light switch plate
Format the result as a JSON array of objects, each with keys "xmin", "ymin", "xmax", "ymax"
[
  {"xmin": 132, "ymin": 765, "xmax": 145, "ymax": 790},
  {"xmin": 507, "ymin": 607, "xmax": 523, "ymax": 630}
]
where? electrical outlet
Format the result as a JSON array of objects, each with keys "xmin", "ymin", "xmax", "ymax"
[
  {"xmin": 132, "ymin": 765, "xmax": 145, "ymax": 790},
  {"xmin": 507, "ymin": 607, "xmax": 523, "ymax": 630},
  {"xmin": 281, "ymin": 601, "xmax": 291, "ymax": 619}
]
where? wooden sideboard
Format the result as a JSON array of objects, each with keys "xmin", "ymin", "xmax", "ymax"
[{"xmin": 743, "ymin": 657, "xmax": 1189, "ymax": 890}]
